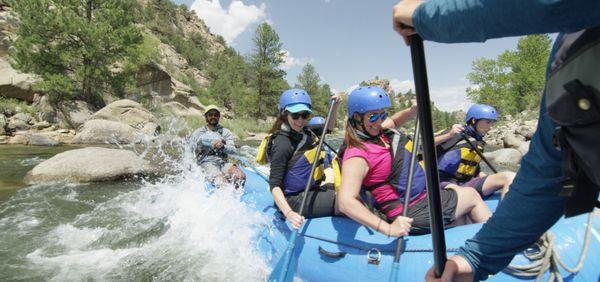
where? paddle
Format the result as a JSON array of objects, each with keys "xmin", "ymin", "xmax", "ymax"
[
  {"xmin": 409, "ymin": 34, "xmax": 448, "ymax": 277},
  {"xmin": 268, "ymin": 98, "xmax": 338, "ymax": 282},
  {"xmin": 389, "ymin": 118, "xmax": 421, "ymax": 281},
  {"xmin": 459, "ymin": 133, "xmax": 498, "ymax": 174},
  {"xmin": 231, "ymin": 154, "xmax": 269, "ymax": 182}
]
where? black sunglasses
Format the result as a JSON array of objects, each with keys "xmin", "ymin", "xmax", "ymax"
[{"xmin": 290, "ymin": 111, "xmax": 311, "ymax": 120}]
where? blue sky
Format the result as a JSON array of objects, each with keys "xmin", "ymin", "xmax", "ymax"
[{"xmin": 172, "ymin": 0, "xmax": 527, "ymax": 112}]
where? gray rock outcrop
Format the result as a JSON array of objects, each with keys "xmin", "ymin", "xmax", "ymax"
[
  {"xmin": 484, "ymin": 148, "xmax": 522, "ymax": 166},
  {"xmin": 90, "ymin": 99, "xmax": 159, "ymax": 135},
  {"xmin": 24, "ymin": 147, "xmax": 156, "ymax": 183},
  {"xmin": 72, "ymin": 119, "xmax": 146, "ymax": 144}
]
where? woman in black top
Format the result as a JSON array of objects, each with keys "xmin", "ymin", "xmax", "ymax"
[{"xmin": 267, "ymin": 88, "xmax": 342, "ymax": 229}]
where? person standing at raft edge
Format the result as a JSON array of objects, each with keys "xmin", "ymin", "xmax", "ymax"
[
  {"xmin": 265, "ymin": 89, "xmax": 342, "ymax": 229},
  {"xmin": 437, "ymin": 104, "xmax": 516, "ymax": 199},
  {"xmin": 392, "ymin": 0, "xmax": 600, "ymax": 280},
  {"xmin": 337, "ymin": 86, "xmax": 491, "ymax": 237},
  {"xmin": 190, "ymin": 105, "xmax": 246, "ymax": 188}
]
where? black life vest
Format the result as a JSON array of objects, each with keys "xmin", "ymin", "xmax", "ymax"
[
  {"xmin": 263, "ymin": 128, "xmax": 327, "ymax": 195},
  {"xmin": 546, "ymin": 27, "xmax": 600, "ymax": 217}
]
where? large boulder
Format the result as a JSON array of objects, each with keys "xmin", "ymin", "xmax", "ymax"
[
  {"xmin": 72, "ymin": 119, "xmax": 148, "ymax": 144},
  {"xmin": 0, "ymin": 57, "xmax": 39, "ymax": 102},
  {"xmin": 515, "ymin": 125, "xmax": 535, "ymax": 140},
  {"xmin": 7, "ymin": 113, "xmax": 31, "ymax": 131},
  {"xmin": 23, "ymin": 147, "xmax": 156, "ymax": 184},
  {"xmin": 161, "ymin": 101, "xmax": 204, "ymax": 118},
  {"xmin": 518, "ymin": 141, "xmax": 531, "ymax": 156},
  {"xmin": 91, "ymin": 99, "xmax": 159, "ymax": 135},
  {"xmin": 31, "ymin": 95, "xmax": 94, "ymax": 129},
  {"xmin": 485, "ymin": 148, "xmax": 522, "ymax": 166},
  {"xmin": 503, "ymin": 133, "xmax": 526, "ymax": 149},
  {"xmin": 57, "ymin": 100, "xmax": 95, "ymax": 129},
  {"xmin": 27, "ymin": 133, "xmax": 59, "ymax": 146}
]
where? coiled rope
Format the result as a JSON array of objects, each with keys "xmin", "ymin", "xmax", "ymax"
[{"xmin": 503, "ymin": 212, "xmax": 594, "ymax": 282}]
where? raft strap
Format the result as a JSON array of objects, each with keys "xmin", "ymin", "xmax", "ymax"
[{"xmin": 318, "ymin": 246, "xmax": 347, "ymax": 259}]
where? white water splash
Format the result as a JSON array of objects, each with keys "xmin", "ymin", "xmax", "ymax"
[{"xmin": 1, "ymin": 117, "xmax": 271, "ymax": 281}]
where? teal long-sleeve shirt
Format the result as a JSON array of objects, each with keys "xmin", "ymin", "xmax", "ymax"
[{"xmin": 412, "ymin": 0, "xmax": 600, "ymax": 280}]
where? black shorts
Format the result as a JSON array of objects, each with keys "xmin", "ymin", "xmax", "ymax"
[
  {"xmin": 388, "ymin": 188, "xmax": 458, "ymax": 235},
  {"xmin": 285, "ymin": 183, "xmax": 336, "ymax": 218}
]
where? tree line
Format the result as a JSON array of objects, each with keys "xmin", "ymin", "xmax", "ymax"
[{"xmin": 7, "ymin": 0, "xmax": 547, "ymax": 124}]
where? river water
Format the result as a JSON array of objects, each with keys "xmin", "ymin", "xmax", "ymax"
[
  {"xmin": 0, "ymin": 131, "xmax": 515, "ymax": 281},
  {"xmin": 0, "ymin": 135, "xmax": 272, "ymax": 281}
]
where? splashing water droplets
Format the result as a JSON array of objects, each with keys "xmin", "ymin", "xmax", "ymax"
[{"xmin": 0, "ymin": 117, "xmax": 270, "ymax": 281}]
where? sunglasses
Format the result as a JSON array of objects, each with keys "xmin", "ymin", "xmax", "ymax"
[
  {"xmin": 206, "ymin": 112, "xmax": 220, "ymax": 118},
  {"xmin": 368, "ymin": 112, "xmax": 387, "ymax": 123},
  {"xmin": 290, "ymin": 111, "xmax": 311, "ymax": 120}
]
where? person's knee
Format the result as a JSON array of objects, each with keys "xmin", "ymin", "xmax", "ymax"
[
  {"xmin": 498, "ymin": 171, "xmax": 516, "ymax": 185},
  {"xmin": 464, "ymin": 186, "xmax": 484, "ymax": 204}
]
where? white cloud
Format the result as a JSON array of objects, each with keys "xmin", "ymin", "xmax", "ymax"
[
  {"xmin": 281, "ymin": 50, "xmax": 312, "ymax": 70},
  {"xmin": 429, "ymin": 85, "xmax": 472, "ymax": 112},
  {"xmin": 389, "ymin": 79, "xmax": 414, "ymax": 95},
  {"xmin": 190, "ymin": 0, "xmax": 266, "ymax": 44}
]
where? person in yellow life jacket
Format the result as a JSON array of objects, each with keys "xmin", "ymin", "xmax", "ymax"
[
  {"xmin": 307, "ymin": 116, "xmax": 341, "ymax": 187},
  {"xmin": 265, "ymin": 89, "xmax": 342, "ymax": 229},
  {"xmin": 437, "ymin": 104, "xmax": 516, "ymax": 199},
  {"xmin": 337, "ymin": 86, "xmax": 492, "ymax": 236}
]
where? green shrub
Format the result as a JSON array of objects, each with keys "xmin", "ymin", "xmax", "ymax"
[{"xmin": 0, "ymin": 96, "xmax": 35, "ymax": 115}]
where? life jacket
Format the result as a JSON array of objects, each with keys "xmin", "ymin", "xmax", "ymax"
[
  {"xmin": 197, "ymin": 125, "xmax": 228, "ymax": 161},
  {"xmin": 338, "ymin": 128, "xmax": 428, "ymax": 215},
  {"xmin": 437, "ymin": 127, "xmax": 485, "ymax": 183},
  {"xmin": 256, "ymin": 126, "xmax": 327, "ymax": 195},
  {"xmin": 546, "ymin": 27, "xmax": 600, "ymax": 217}
]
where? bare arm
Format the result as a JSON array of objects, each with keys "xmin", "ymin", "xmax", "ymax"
[
  {"xmin": 326, "ymin": 93, "xmax": 343, "ymax": 132},
  {"xmin": 271, "ymin": 186, "xmax": 304, "ymax": 229},
  {"xmin": 434, "ymin": 124, "xmax": 465, "ymax": 145},
  {"xmin": 382, "ymin": 105, "xmax": 418, "ymax": 130}
]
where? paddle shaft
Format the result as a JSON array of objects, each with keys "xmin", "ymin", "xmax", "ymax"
[
  {"xmin": 460, "ymin": 134, "xmax": 498, "ymax": 173},
  {"xmin": 307, "ymin": 129, "xmax": 339, "ymax": 155},
  {"xmin": 297, "ymin": 99, "xmax": 337, "ymax": 217},
  {"xmin": 409, "ymin": 35, "xmax": 447, "ymax": 277},
  {"xmin": 394, "ymin": 118, "xmax": 421, "ymax": 263}
]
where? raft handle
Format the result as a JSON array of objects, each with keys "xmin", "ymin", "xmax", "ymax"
[
  {"xmin": 318, "ymin": 246, "xmax": 347, "ymax": 259},
  {"xmin": 367, "ymin": 248, "xmax": 381, "ymax": 265}
]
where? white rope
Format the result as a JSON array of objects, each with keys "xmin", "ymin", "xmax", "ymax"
[{"xmin": 503, "ymin": 212, "xmax": 594, "ymax": 282}]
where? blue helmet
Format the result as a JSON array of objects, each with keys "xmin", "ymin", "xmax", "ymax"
[
  {"xmin": 279, "ymin": 88, "xmax": 311, "ymax": 113},
  {"xmin": 466, "ymin": 104, "xmax": 498, "ymax": 123},
  {"xmin": 308, "ymin": 116, "xmax": 325, "ymax": 126},
  {"xmin": 347, "ymin": 86, "xmax": 391, "ymax": 118}
]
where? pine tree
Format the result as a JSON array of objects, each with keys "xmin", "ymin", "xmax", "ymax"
[
  {"xmin": 11, "ymin": 0, "xmax": 144, "ymax": 107},
  {"xmin": 250, "ymin": 23, "xmax": 287, "ymax": 118},
  {"xmin": 296, "ymin": 63, "xmax": 330, "ymax": 115}
]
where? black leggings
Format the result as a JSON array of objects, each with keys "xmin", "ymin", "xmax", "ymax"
[
  {"xmin": 285, "ymin": 183, "xmax": 336, "ymax": 218},
  {"xmin": 387, "ymin": 188, "xmax": 458, "ymax": 235}
]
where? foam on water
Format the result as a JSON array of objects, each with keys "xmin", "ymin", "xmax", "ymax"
[{"xmin": 0, "ymin": 118, "xmax": 271, "ymax": 281}]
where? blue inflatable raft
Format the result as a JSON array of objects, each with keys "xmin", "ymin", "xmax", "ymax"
[{"xmin": 238, "ymin": 168, "xmax": 600, "ymax": 281}]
